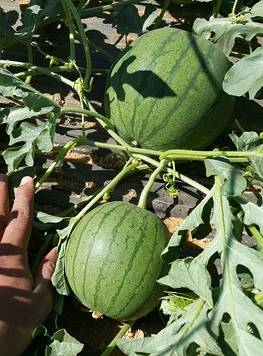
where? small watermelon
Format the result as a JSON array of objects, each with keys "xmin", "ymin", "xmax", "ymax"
[
  {"xmin": 105, "ymin": 27, "xmax": 234, "ymax": 150},
  {"xmin": 65, "ymin": 201, "xmax": 168, "ymax": 321}
]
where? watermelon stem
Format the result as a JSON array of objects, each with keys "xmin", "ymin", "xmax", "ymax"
[
  {"xmin": 153, "ymin": 0, "xmax": 172, "ymax": 30},
  {"xmin": 62, "ymin": 0, "xmax": 92, "ymax": 89},
  {"xmin": 101, "ymin": 321, "xmax": 134, "ymax": 356},
  {"xmin": 160, "ymin": 149, "xmax": 261, "ymax": 161},
  {"xmin": 73, "ymin": 160, "xmax": 143, "ymax": 222},
  {"xmin": 213, "ymin": 0, "xmax": 224, "ymax": 17},
  {"xmin": 248, "ymin": 225, "xmax": 263, "ymax": 251},
  {"xmin": 133, "ymin": 154, "xmax": 210, "ymax": 195},
  {"xmin": 35, "ymin": 135, "xmax": 86, "ymax": 191},
  {"xmin": 231, "ymin": 0, "xmax": 239, "ymax": 15},
  {"xmin": 138, "ymin": 160, "xmax": 168, "ymax": 209}
]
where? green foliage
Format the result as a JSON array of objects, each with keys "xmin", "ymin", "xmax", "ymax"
[
  {"xmin": 193, "ymin": 0, "xmax": 263, "ymax": 99},
  {"xmin": 230, "ymin": 131, "xmax": 263, "ymax": 179},
  {"xmin": 119, "ymin": 158, "xmax": 263, "ymax": 354},
  {"xmin": 0, "ymin": 1, "xmax": 61, "ymax": 48},
  {"xmin": 45, "ymin": 329, "xmax": 84, "ymax": 355},
  {"xmin": 193, "ymin": 16, "xmax": 263, "ymax": 56},
  {"xmin": 223, "ymin": 47, "xmax": 263, "ymax": 98},
  {"xmin": 108, "ymin": 4, "xmax": 159, "ymax": 35},
  {"xmin": 0, "ymin": 68, "xmax": 60, "ymax": 172}
]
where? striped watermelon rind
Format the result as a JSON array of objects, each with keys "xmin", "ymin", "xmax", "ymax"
[
  {"xmin": 65, "ymin": 201, "xmax": 169, "ymax": 321},
  {"xmin": 105, "ymin": 27, "xmax": 234, "ymax": 151}
]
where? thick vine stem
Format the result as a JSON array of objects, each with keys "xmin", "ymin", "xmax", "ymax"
[
  {"xmin": 84, "ymin": 138, "xmax": 161, "ymax": 157},
  {"xmin": 160, "ymin": 149, "xmax": 263, "ymax": 162},
  {"xmin": 15, "ymin": 67, "xmax": 75, "ymax": 88},
  {"xmin": 138, "ymin": 160, "xmax": 168, "ymax": 209},
  {"xmin": 0, "ymin": 60, "xmax": 72, "ymax": 73},
  {"xmin": 62, "ymin": 108, "xmax": 256, "ymax": 163},
  {"xmin": 60, "ymin": 108, "xmax": 224, "ymax": 195},
  {"xmin": 35, "ymin": 136, "xmax": 86, "ymax": 191},
  {"xmin": 0, "ymin": 60, "xmax": 75, "ymax": 88},
  {"xmin": 101, "ymin": 321, "xmax": 134, "ymax": 356},
  {"xmin": 61, "ymin": 106, "xmax": 115, "ymax": 130}
]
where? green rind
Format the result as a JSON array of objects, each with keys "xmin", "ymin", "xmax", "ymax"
[
  {"xmin": 105, "ymin": 27, "xmax": 235, "ymax": 150},
  {"xmin": 65, "ymin": 201, "xmax": 168, "ymax": 321}
]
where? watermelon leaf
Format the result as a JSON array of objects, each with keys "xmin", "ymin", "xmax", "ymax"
[
  {"xmin": 0, "ymin": 68, "xmax": 60, "ymax": 172},
  {"xmin": 208, "ymin": 189, "xmax": 263, "ymax": 355},
  {"xmin": 51, "ymin": 223, "xmax": 76, "ymax": 295},
  {"xmin": 118, "ymin": 299, "xmax": 223, "ymax": 355},
  {"xmin": 229, "ymin": 131, "xmax": 263, "ymax": 180},
  {"xmin": 162, "ymin": 188, "xmax": 213, "ymax": 263},
  {"xmin": 229, "ymin": 131, "xmax": 261, "ymax": 151},
  {"xmin": 193, "ymin": 16, "xmax": 263, "ymax": 55},
  {"xmin": 36, "ymin": 212, "xmax": 69, "ymax": 224},
  {"xmin": 238, "ymin": 198, "xmax": 263, "ymax": 235},
  {"xmin": 251, "ymin": 0, "xmax": 263, "ymax": 18},
  {"xmin": 223, "ymin": 47, "xmax": 263, "ymax": 99},
  {"xmin": 105, "ymin": 4, "xmax": 160, "ymax": 35},
  {"xmin": 121, "ymin": 160, "xmax": 263, "ymax": 354},
  {"xmin": 205, "ymin": 158, "xmax": 247, "ymax": 196},
  {"xmin": 159, "ymin": 257, "xmax": 213, "ymax": 306},
  {"xmin": 45, "ymin": 329, "xmax": 84, "ymax": 355},
  {"xmin": 0, "ymin": 1, "xmax": 61, "ymax": 48}
]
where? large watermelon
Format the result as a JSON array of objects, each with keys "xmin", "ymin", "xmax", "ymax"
[
  {"xmin": 65, "ymin": 201, "xmax": 168, "ymax": 321},
  {"xmin": 105, "ymin": 28, "xmax": 234, "ymax": 151}
]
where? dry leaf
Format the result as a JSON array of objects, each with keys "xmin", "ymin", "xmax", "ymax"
[
  {"xmin": 163, "ymin": 217, "xmax": 184, "ymax": 236},
  {"xmin": 16, "ymin": 0, "xmax": 30, "ymax": 5}
]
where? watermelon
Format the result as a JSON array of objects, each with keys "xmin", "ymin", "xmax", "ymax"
[
  {"xmin": 65, "ymin": 201, "xmax": 168, "ymax": 321},
  {"xmin": 105, "ymin": 27, "xmax": 234, "ymax": 151}
]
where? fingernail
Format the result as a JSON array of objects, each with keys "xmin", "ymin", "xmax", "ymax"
[
  {"xmin": 0, "ymin": 173, "xmax": 6, "ymax": 182},
  {"xmin": 20, "ymin": 176, "xmax": 32, "ymax": 186}
]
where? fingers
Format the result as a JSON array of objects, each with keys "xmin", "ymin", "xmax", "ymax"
[
  {"xmin": 0, "ymin": 174, "xmax": 9, "ymax": 239},
  {"xmin": 2, "ymin": 177, "xmax": 34, "ymax": 250},
  {"xmin": 34, "ymin": 248, "xmax": 57, "ymax": 289},
  {"xmin": 33, "ymin": 248, "xmax": 57, "ymax": 322}
]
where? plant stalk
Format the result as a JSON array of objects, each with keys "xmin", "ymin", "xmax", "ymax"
[
  {"xmin": 134, "ymin": 153, "xmax": 210, "ymax": 195},
  {"xmin": 25, "ymin": 43, "xmax": 33, "ymax": 84},
  {"xmin": 153, "ymin": 0, "xmax": 171, "ymax": 29},
  {"xmin": 12, "ymin": 65, "xmax": 75, "ymax": 88},
  {"xmin": 35, "ymin": 136, "xmax": 85, "ymax": 191},
  {"xmin": 160, "ymin": 149, "xmax": 262, "ymax": 161},
  {"xmin": 248, "ymin": 225, "xmax": 263, "ymax": 251},
  {"xmin": 101, "ymin": 321, "xmax": 134, "ymax": 356},
  {"xmin": 73, "ymin": 160, "xmax": 141, "ymax": 223},
  {"xmin": 138, "ymin": 160, "xmax": 167, "ymax": 209},
  {"xmin": 231, "ymin": 0, "xmax": 239, "ymax": 15},
  {"xmin": 213, "ymin": 0, "xmax": 224, "ymax": 17},
  {"xmin": 63, "ymin": 0, "xmax": 92, "ymax": 88}
]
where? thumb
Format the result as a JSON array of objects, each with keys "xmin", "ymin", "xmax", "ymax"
[
  {"xmin": 33, "ymin": 248, "xmax": 57, "ymax": 322},
  {"xmin": 34, "ymin": 248, "xmax": 57, "ymax": 289}
]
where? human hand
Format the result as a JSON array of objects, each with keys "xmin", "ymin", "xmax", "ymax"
[{"xmin": 0, "ymin": 175, "xmax": 57, "ymax": 356}]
